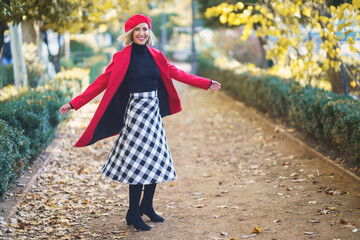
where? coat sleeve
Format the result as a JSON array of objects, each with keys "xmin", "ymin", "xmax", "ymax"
[
  {"xmin": 163, "ymin": 55, "xmax": 212, "ymax": 90},
  {"xmin": 69, "ymin": 54, "xmax": 116, "ymax": 110}
]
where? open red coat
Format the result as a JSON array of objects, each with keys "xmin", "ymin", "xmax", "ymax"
[{"xmin": 70, "ymin": 44, "xmax": 212, "ymax": 147}]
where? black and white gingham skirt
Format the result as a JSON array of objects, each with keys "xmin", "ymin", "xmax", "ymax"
[{"xmin": 101, "ymin": 89, "xmax": 177, "ymax": 185}]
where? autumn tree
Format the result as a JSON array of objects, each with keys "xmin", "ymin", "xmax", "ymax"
[
  {"xmin": 205, "ymin": 0, "xmax": 360, "ymax": 94},
  {"xmin": 0, "ymin": 0, "xmax": 23, "ymax": 57}
]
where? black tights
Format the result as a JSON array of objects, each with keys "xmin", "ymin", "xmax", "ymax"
[{"xmin": 128, "ymin": 183, "xmax": 164, "ymax": 224}]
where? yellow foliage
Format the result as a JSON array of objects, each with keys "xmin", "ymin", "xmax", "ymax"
[
  {"xmin": 350, "ymin": 81, "xmax": 357, "ymax": 88},
  {"xmin": 0, "ymin": 85, "xmax": 28, "ymax": 101},
  {"xmin": 51, "ymin": 68, "xmax": 90, "ymax": 96},
  {"xmin": 236, "ymin": 2, "xmax": 244, "ymax": 10},
  {"xmin": 219, "ymin": 14, "xmax": 227, "ymax": 24},
  {"xmin": 347, "ymin": 37, "xmax": 355, "ymax": 44},
  {"xmin": 205, "ymin": 0, "xmax": 360, "ymax": 89},
  {"xmin": 302, "ymin": 7, "xmax": 311, "ymax": 17}
]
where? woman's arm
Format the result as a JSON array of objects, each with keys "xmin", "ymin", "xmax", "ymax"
[
  {"xmin": 67, "ymin": 54, "xmax": 116, "ymax": 111},
  {"xmin": 167, "ymin": 62, "xmax": 211, "ymax": 90},
  {"xmin": 162, "ymin": 54, "xmax": 221, "ymax": 90}
]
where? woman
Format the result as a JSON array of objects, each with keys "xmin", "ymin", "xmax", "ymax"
[{"xmin": 59, "ymin": 14, "xmax": 221, "ymax": 231}]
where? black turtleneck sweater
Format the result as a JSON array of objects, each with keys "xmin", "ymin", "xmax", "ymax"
[{"xmin": 123, "ymin": 43, "xmax": 160, "ymax": 93}]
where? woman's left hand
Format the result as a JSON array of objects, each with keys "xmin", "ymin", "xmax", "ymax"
[{"xmin": 209, "ymin": 80, "xmax": 221, "ymax": 91}]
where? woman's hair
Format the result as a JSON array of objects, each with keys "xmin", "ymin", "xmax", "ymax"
[{"xmin": 117, "ymin": 27, "xmax": 156, "ymax": 47}]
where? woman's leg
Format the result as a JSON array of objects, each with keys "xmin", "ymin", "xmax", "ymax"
[
  {"xmin": 126, "ymin": 184, "xmax": 151, "ymax": 230},
  {"xmin": 139, "ymin": 183, "xmax": 164, "ymax": 222}
]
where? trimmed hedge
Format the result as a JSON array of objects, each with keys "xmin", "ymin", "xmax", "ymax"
[
  {"xmin": 0, "ymin": 68, "xmax": 89, "ymax": 199},
  {"xmin": 0, "ymin": 88, "xmax": 70, "ymax": 198},
  {"xmin": 199, "ymin": 58, "xmax": 360, "ymax": 166},
  {"xmin": 0, "ymin": 120, "xmax": 31, "ymax": 196}
]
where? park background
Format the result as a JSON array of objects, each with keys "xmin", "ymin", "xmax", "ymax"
[{"xmin": 0, "ymin": 0, "xmax": 360, "ymax": 216}]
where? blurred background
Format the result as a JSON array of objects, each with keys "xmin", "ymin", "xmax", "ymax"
[
  {"xmin": 1, "ymin": 0, "xmax": 360, "ymax": 95},
  {"xmin": 1, "ymin": 0, "xmax": 360, "ymax": 200}
]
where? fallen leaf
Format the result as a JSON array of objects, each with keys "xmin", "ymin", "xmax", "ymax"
[
  {"xmin": 252, "ymin": 227, "xmax": 262, "ymax": 233},
  {"xmin": 340, "ymin": 218, "xmax": 348, "ymax": 224}
]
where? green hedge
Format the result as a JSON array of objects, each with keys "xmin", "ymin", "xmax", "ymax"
[
  {"xmin": 199, "ymin": 58, "xmax": 360, "ymax": 166},
  {"xmin": 0, "ymin": 67, "xmax": 89, "ymax": 199},
  {"xmin": 0, "ymin": 88, "xmax": 70, "ymax": 198},
  {"xmin": 0, "ymin": 120, "xmax": 31, "ymax": 196}
]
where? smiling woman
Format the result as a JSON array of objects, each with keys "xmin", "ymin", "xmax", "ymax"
[
  {"xmin": 117, "ymin": 17, "xmax": 156, "ymax": 47},
  {"xmin": 59, "ymin": 14, "xmax": 221, "ymax": 232}
]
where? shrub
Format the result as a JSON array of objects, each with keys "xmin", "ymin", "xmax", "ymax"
[
  {"xmin": 0, "ymin": 89, "xmax": 69, "ymax": 157},
  {"xmin": 199, "ymin": 57, "xmax": 360, "ymax": 166},
  {"xmin": 0, "ymin": 62, "xmax": 90, "ymax": 199},
  {"xmin": 51, "ymin": 67, "xmax": 90, "ymax": 95},
  {"xmin": 0, "ymin": 88, "xmax": 71, "ymax": 199},
  {"xmin": 0, "ymin": 120, "xmax": 31, "ymax": 197}
]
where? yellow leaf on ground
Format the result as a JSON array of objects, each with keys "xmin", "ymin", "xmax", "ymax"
[{"xmin": 252, "ymin": 227, "xmax": 262, "ymax": 233}]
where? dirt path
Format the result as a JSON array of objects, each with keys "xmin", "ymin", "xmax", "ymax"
[{"xmin": 1, "ymin": 64, "xmax": 360, "ymax": 240}]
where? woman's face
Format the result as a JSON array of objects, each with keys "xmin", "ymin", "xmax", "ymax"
[{"xmin": 132, "ymin": 23, "xmax": 150, "ymax": 45}]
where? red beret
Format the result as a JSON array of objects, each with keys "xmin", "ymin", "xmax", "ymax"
[{"xmin": 125, "ymin": 14, "xmax": 152, "ymax": 33}]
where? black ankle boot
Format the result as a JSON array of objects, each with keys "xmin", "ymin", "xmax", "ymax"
[
  {"xmin": 126, "ymin": 210, "xmax": 151, "ymax": 231},
  {"xmin": 127, "ymin": 184, "xmax": 151, "ymax": 231},
  {"xmin": 139, "ymin": 203, "xmax": 165, "ymax": 222},
  {"xmin": 139, "ymin": 183, "xmax": 165, "ymax": 222}
]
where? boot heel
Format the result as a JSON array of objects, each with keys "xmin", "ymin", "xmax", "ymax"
[{"xmin": 126, "ymin": 211, "xmax": 151, "ymax": 231}]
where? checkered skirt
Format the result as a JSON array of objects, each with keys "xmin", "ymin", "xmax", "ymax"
[{"xmin": 101, "ymin": 89, "xmax": 177, "ymax": 185}]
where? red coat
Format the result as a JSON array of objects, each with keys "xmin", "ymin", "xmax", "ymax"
[{"xmin": 70, "ymin": 44, "xmax": 212, "ymax": 147}]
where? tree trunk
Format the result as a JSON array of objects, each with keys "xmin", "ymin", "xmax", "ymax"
[
  {"xmin": 318, "ymin": 1, "xmax": 345, "ymax": 94},
  {"xmin": 328, "ymin": 67, "xmax": 344, "ymax": 94},
  {"xmin": 53, "ymin": 34, "xmax": 62, "ymax": 72},
  {"xmin": 64, "ymin": 32, "xmax": 70, "ymax": 60},
  {"xmin": 257, "ymin": 36, "xmax": 267, "ymax": 68},
  {"xmin": 9, "ymin": 22, "xmax": 27, "ymax": 87},
  {"xmin": 340, "ymin": 62, "xmax": 349, "ymax": 95},
  {"xmin": 0, "ymin": 21, "xmax": 7, "ymax": 58},
  {"xmin": 21, "ymin": 21, "xmax": 37, "ymax": 44}
]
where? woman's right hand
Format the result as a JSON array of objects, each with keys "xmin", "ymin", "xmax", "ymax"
[{"xmin": 59, "ymin": 103, "xmax": 72, "ymax": 115}]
